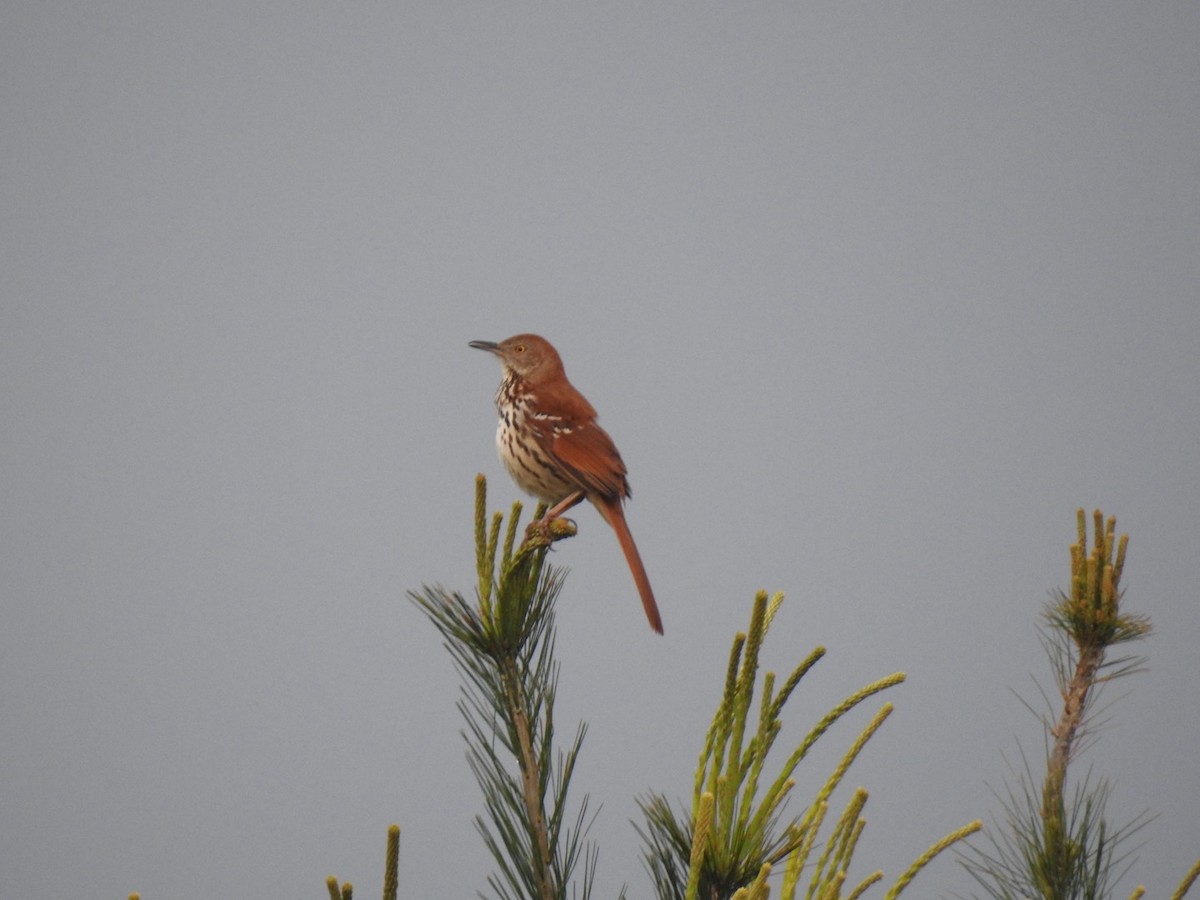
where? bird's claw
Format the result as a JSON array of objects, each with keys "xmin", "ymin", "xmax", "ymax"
[{"xmin": 523, "ymin": 516, "xmax": 578, "ymax": 547}]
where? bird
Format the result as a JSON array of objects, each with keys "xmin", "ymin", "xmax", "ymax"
[{"xmin": 468, "ymin": 334, "xmax": 664, "ymax": 634}]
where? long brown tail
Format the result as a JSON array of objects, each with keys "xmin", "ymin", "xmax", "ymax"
[{"xmin": 593, "ymin": 496, "xmax": 664, "ymax": 634}]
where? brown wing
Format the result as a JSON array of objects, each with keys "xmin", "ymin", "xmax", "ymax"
[
  {"xmin": 529, "ymin": 377, "xmax": 629, "ymax": 501},
  {"xmin": 548, "ymin": 421, "xmax": 630, "ymax": 501}
]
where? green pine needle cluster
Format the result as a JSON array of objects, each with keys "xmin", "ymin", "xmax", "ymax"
[{"xmin": 637, "ymin": 590, "xmax": 980, "ymax": 899}]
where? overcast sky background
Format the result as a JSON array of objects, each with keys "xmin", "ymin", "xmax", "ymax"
[{"xmin": 3, "ymin": 4, "xmax": 1198, "ymax": 898}]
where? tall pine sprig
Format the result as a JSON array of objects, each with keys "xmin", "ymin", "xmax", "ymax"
[
  {"xmin": 410, "ymin": 475, "xmax": 602, "ymax": 900},
  {"xmin": 957, "ymin": 509, "xmax": 1200, "ymax": 900}
]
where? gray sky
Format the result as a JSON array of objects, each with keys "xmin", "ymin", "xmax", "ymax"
[{"xmin": 3, "ymin": 4, "xmax": 1198, "ymax": 898}]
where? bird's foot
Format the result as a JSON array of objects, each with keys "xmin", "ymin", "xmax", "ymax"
[{"xmin": 523, "ymin": 515, "xmax": 578, "ymax": 549}]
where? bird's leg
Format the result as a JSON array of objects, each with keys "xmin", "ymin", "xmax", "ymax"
[{"xmin": 544, "ymin": 490, "xmax": 586, "ymax": 521}]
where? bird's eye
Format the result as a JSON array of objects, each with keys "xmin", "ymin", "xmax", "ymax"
[{"xmin": 515, "ymin": 344, "xmax": 525, "ymax": 353}]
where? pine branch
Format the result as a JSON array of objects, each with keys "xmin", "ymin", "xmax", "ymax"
[
  {"xmin": 410, "ymin": 475, "xmax": 595, "ymax": 900},
  {"xmin": 959, "ymin": 508, "xmax": 1160, "ymax": 900}
]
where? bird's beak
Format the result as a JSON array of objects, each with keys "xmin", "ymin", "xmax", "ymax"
[{"xmin": 469, "ymin": 340, "xmax": 500, "ymax": 354}]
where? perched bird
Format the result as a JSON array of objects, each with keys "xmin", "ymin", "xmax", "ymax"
[{"xmin": 469, "ymin": 334, "xmax": 664, "ymax": 634}]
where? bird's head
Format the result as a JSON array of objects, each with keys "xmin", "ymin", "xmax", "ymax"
[{"xmin": 469, "ymin": 334, "xmax": 565, "ymax": 381}]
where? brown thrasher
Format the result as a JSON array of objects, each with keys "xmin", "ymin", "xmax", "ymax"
[{"xmin": 469, "ymin": 334, "xmax": 664, "ymax": 634}]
